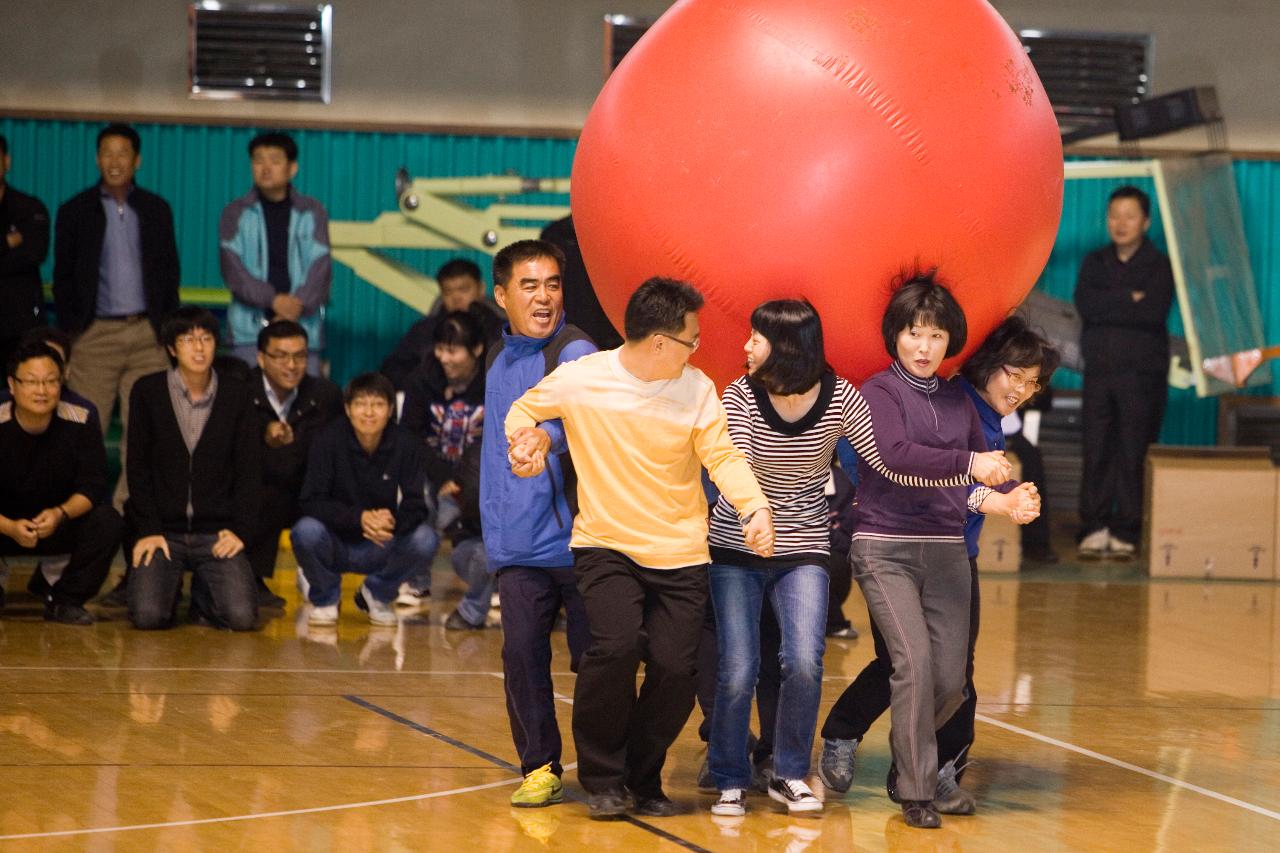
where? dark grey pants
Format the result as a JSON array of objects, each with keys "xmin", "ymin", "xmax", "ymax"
[
  {"xmin": 128, "ymin": 533, "xmax": 257, "ymax": 631},
  {"xmin": 851, "ymin": 537, "xmax": 970, "ymax": 801}
]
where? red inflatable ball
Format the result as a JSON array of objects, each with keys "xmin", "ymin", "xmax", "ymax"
[{"xmin": 572, "ymin": 0, "xmax": 1063, "ymax": 388}]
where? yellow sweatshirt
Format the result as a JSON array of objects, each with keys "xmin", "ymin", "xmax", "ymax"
[{"xmin": 505, "ymin": 349, "xmax": 770, "ymax": 569}]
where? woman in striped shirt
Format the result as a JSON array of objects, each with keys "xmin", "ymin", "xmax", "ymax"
[{"xmin": 705, "ymin": 299, "xmax": 1011, "ymax": 818}]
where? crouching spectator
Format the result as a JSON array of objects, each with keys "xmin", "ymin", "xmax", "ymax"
[
  {"xmin": 126, "ymin": 307, "xmax": 260, "ymax": 631},
  {"xmin": 1, "ymin": 341, "xmax": 121, "ymax": 623},
  {"xmin": 292, "ymin": 372, "xmax": 434, "ymax": 626}
]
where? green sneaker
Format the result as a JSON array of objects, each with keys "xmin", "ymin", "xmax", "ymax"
[{"xmin": 511, "ymin": 763, "xmax": 563, "ymax": 808}]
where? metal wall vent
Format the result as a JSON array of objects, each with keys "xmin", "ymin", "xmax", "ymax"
[
  {"xmin": 603, "ymin": 14, "xmax": 652, "ymax": 79},
  {"xmin": 1019, "ymin": 29, "xmax": 1152, "ymax": 143},
  {"xmin": 189, "ymin": 2, "xmax": 332, "ymax": 103}
]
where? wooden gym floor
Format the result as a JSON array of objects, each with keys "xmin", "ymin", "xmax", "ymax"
[{"xmin": 0, "ymin": 551, "xmax": 1277, "ymax": 852}]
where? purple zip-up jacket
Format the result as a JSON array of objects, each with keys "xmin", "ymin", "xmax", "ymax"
[{"xmin": 853, "ymin": 361, "xmax": 988, "ymax": 539}]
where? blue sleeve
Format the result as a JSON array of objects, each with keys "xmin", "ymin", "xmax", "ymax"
[{"xmin": 541, "ymin": 338, "xmax": 598, "ymax": 453}]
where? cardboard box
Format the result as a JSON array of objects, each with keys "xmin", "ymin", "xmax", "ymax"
[
  {"xmin": 1144, "ymin": 446, "xmax": 1276, "ymax": 580},
  {"xmin": 976, "ymin": 454, "xmax": 1022, "ymax": 574}
]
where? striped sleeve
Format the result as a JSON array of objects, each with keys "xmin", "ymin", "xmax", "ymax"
[{"xmin": 839, "ymin": 382, "xmax": 972, "ymax": 488}]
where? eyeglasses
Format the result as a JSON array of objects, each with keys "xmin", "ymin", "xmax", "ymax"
[
  {"xmin": 12, "ymin": 377, "xmax": 62, "ymax": 390},
  {"xmin": 662, "ymin": 333, "xmax": 700, "ymax": 352},
  {"xmin": 264, "ymin": 350, "xmax": 308, "ymax": 365},
  {"xmin": 1001, "ymin": 365, "xmax": 1042, "ymax": 393},
  {"xmin": 175, "ymin": 333, "xmax": 216, "ymax": 348}
]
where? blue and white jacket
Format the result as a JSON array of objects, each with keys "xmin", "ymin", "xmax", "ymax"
[
  {"xmin": 219, "ymin": 188, "xmax": 331, "ymax": 347},
  {"xmin": 479, "ymin": 319, "xmax": 596, "ymax": 570}
]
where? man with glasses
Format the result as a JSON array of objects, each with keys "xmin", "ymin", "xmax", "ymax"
[
  {"xmin": 245, "ymin": 320, "xmax": 341, "ymax": 608},
  {"xmin": 0, "ymin": 341, "xmax": 122, "ymax": 623},
  {"xmin": 125, "ymin": 306, "xmax": 260, "ymax": 631},
  {"xmin": 506, "ymin": 277, "xmax": 774, "ymax": 819}
]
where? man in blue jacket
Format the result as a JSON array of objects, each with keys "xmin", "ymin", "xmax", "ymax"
[
  {"xmin": 481, "ymin": 239, "xmax": 596, "ymax": 808},
  {"xmin": 220, "ymin": 132, "xmax": 331, "ymax": 376}
]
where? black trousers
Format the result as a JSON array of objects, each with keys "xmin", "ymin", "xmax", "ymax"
[
  {"xmin": 497, "ymin": 565, "xmax": 590, "ymax": 777},
  {"xmin": 696, "ymin": 592, "xmax": 781, "ymax": 764},
  {"xmin": 821, "ymin": 557, "xmax": 980, "ymax": 772},
  {"xmin": 571, "ymin": 547, "xmax": 706, "ymax": 797},
  {"xmin": 1, "ymin": 505, "xmax": 122, "ymax": 606},
  {"xmin": 246, "ymin": 484, "xmax": 298, "ymax": 579},
  {"xmin": 1080, "ymin": 371, "xmax": 1167, "ymax": 543},
  {"xmin": 826, "ymin": 545, "xmax": 854, "ymax": 633},
  {"xmin": 1005, "ymin": 432, "xmax": 1051, "ymax": 551}
]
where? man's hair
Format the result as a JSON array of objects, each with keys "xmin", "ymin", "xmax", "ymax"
[
  {"xmin": 433, "ymin": 310, "xmax": 486, "ymax": 353},
  {"xmin": 18, "ymin": 325, "xmax": 74, "ymax": 362},
  {"xmin": 1109, "ymin": 185, "xmax": 1151, "ymax": 218},
  {"xmin": 344, "ymin": 372, "xmax": 396, "ymax": 407},
  {"xmin": 97, "ymin": 123, "xmax": 141, "ymax": 154},
  {"xmin": 960, "ymin": 314, "xmax": 1061, "ymax": 392},
  {"xmin": 257, "ymin": 319, "xmax": 309, "ymax": 352},
  {"xmin": 749, "ymin": 299, "xmax": 828, "ymax": 395},
  {"xmin": 492, "ymin": 240, "xmax": 565, "ymax": 288},
  {"xmin": 160, "ymin": 306, "xmax": 221, "ymax": 353},
  {"xmin": 0, "ymin": 134, "xmax": 8, "ymax": 157},
  {"xmin": 880, "ymin": 270, "xmax": 967, "ymax": 359},
  {"xmin": 248, "ymin": 131, "xmax": 299, "ymax": 163},
  {"xmin": 436, "ymin": 258, "xmax": 483, "ymax": 284},
  {"xmin": 623, "ymin": 277, "xmax": 705, "ymax": 342},
  {"xmin": 7, "ymin": 341, "xmax": 65, "ymax": 379}
]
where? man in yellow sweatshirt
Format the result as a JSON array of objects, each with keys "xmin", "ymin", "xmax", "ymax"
[{"xmin": 506, "ymin": 277, "xmax": 774, "ymax": 819}]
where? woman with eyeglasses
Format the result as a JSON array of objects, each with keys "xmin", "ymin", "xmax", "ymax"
[
  {"xmin": 818, "ymin": 310, "xmax": 1057, "ymax": 825},
  {"xmin": 704, "ymin": 298, "xmax": 1012, "ymax": 818}
]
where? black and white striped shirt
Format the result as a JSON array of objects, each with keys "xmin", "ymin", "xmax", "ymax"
[{"xmin": 708, "ymin": 373, "xmax": 970, "ymax": 566}]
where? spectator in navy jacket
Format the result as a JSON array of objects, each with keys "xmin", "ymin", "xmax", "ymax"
[{"xmin": 291, "ymin": 372, "xmax": 434, "ymax": 627}]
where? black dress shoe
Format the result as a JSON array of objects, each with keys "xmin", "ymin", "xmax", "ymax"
[
  {"xmin": 886, "ymin": 763, "xmax": 901, "ymax": 803},
  {"xmin": 632, "ymin": 793, "xmax": 680, "ymax": 817},
  {"xmin": 901, "ymin": 800, "xmax": 941, "ymax": 828},
  {"xmin": 255, "ymin": 578, "xmax": 287, "ymax": 609},
  {"xmin": 587, "ymin": 790, "xmax": 629, "ymax": 820},
  {"xmin": 44, "ymin": 602, "xmax": 94, "ymax": 625}
]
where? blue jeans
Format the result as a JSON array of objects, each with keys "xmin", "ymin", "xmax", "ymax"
[
  {"xmin": 290, "ymin": 517, "xmax": 437, "ymax": 606},
  {"xmin": 451, "ymin": 536, "xmax": 494, "ymax": 625},
  {"xmin": 708, "ymin": 561, "xmax": 828, "ymax": 787},
  {"xmin": 406, "ymin": 493, "xmax": 462, "ymax": 593}
]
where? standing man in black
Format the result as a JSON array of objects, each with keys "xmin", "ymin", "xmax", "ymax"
[
  {"xmin": 1074, "ymin": 186, "xmax": 1173, "ymax": 558},
  {"xmin": 0, "ymin": 134, "xmax": 51, "ymax": 369},
  {"xmin": 1, "ymin": 341, "xmax": 121, "ymax": 624},
  {"xmin": 53, "ymin": 123, "xmax": 180, "ymax": 508},
  {"xmin": 245, "ymin": 319, "xmax": 342, "ymax": 607}
]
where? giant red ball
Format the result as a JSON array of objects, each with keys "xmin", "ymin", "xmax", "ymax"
[{"xmin": 572, "ymin": 0, "xmax": 1063, "ymax": 387}]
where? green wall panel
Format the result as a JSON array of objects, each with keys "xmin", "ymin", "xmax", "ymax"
[{"xmin": 4, "ymin": 116, "xmax": 1280, "ymax": 445}]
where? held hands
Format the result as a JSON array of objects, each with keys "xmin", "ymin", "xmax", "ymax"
[
  {"xmin": 361, "ymin": 508, "xmax": 396, "ymax": 547},
  {"xmin": 971, "ymin": 451, "xmax": 1013, "ymax": 487},
  {"xmin": 743, "ymin": 508, "xmax": 775, "ymax": 558},
  {"xmin": 132, "ymin": 535, "xmax": 171, "ymax": 567},
  {"xmin": 271, "ymin": 293, "xmax": 304, "ymax": 321},
  {"xmin": 212, "ymin": 529, "xmax": 245, "ymax": 559},
  {"xmin": 2, "ymin": 517, "xmax": 40, "ymax": 549},
  {"xmin": 32, "ymin": 507, "xmax": 65, "ymax": 539},
  {"xmin": 264, "ymin": 420, "xmax": 295, "ymax": 448},
  {"xmin": 438, "ymin": 480, "xmax": 462, "ymax": 499},
  {"xmin": 508, "ymin": 428, "xmax": 552, "ymax": 478},
  {"xmin": 1001, "ymin": 482, "xmax": 1041, "ymax": 524}
]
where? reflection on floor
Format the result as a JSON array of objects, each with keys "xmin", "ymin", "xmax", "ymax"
[{"xmin": 0, "ymin": 553, "xmax": 1277, "ymax": 852}]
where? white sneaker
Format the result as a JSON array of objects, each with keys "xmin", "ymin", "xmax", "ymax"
[
  {"xmin": 395, "ymin": 581, "xmax": 429, "ymax": 608},
  {"xmin": 1078, "ymin": 527, "xmax": 1110, "ymax": 558},
  {"xmin": 711, "ymin": 789, "xmax": 746, "ymax": 816},
  {"xmin": 356, "ymin": 584, "xmax": 399, "ymax": 626},
  {"xmin": 767, "ymin": 778, "xmax": 822, "ymax": 814},
  {"xmin": 308, "ymin": 604, "xmax": 339, "ymax": 626},
  {"xmin": 1107, "ymin": 535, "xmax": 1136, "ymax": 558}
]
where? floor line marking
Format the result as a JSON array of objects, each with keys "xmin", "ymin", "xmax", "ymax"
[
  {"xmin": 976, "ymin": 713, "xmax": 1280, "ymax": 822},
  {"xmin": 348, "ymin": 695, "xmax": 712, "ymax": 853},
  {"xmin": 0, "ymin": 775, "xmax": 521, "ymax": 841}
]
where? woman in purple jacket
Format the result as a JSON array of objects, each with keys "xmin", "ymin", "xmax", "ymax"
[{"xmin": 846, "ymin": 274, "xmax": 1029, "ymax": 829}]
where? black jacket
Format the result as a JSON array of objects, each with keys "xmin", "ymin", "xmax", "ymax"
[
  {"xmin": 247, "ymin": 368, "xmax": 343, "ymax": 492},
  {"xmin": 299, "ymin": 419, "xmax": 429, "ymax": 541},
  {"xmin": 126, "ymin": 369, "xmax": 261, "ymax": 540},
  {"xmin": 400, "ymin": 360, "xmax": 485, "ymax": 489},
  {"xmin": 53, "ymin": 184, "xmax": 180, "ymax": 337},
  {"xmin": 379, "ymin": 299, "xmax": 504, "ymax": 390},
  {"xmin": 1074, "ymin": 238, "xmax": 1174, "ymax": 376},
  {"xmin": 0, "ymin": 184, "xmax": 51, "ymax": 336},
  {"xmin": 541, "ymin": 215, "xmax": 624, "ymax": 350}
]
